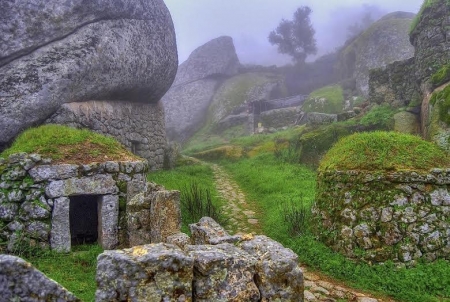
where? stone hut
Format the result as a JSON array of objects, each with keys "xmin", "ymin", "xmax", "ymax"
[
  {"xmin": 0, "ymin": 153, "xmax": 181, "ymax": 253},
  {"xmin": 312, "ymin": 132, "xmax": 450, "ymax": 265}
]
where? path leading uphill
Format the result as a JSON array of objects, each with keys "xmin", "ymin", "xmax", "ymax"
[{"xmin": 210, "ymin": 163, "xmax": 394, "ymax": 302}]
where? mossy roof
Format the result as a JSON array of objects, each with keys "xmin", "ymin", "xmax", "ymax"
[
  {"xmin": 0, "ymin": 124, "xmax": 141, "ymax": 164},
  {"xmin": 319, "ymin": 131, "xmax": 450, "ymax": 172}
]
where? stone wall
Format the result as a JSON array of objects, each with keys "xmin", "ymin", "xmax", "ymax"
[
  {"xmin": 313, "ymin": 169, "xmax": 450, "ymax": 265},
  {"xmin": 259, "ymin": 106, "xmax": 302, "ymax": 129},
  {"xmin": 368, "ymin": 57, "xmax": 419, "ymax": 108},
  {"xmin": 0, "ymin": 153, "xmax": 148, "ymax": 252},
  {"xmin": 96, "ymin": 217, "xmax": 304, "ymax": 302},
  {"xmin": 46, "ymin": 100, "xmax": 167, "ymax": 170}
]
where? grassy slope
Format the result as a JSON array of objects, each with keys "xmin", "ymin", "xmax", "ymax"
[{"xmin": 302, "ymin": 85, "xmax": 344, "ymax": 114}]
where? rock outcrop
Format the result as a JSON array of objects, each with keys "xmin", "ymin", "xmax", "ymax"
[
  {"xmin": 0, "ymin": 254, "xmax": 80, "ymax": 301},
  {"xmin": 336, "ymin": 12, "xmax": 415, "ymax": 96},
  {"xmin": 95, "ymin": 217, "xmax": 304, "ymax": 302},
  {"xmin": 162, "ymin": 36, "xmax": 241, "ymax": 142},
  {"xmin": 369, "ymin": 0, "xmax": 450, "ymax": 150},
  {"xmin": 0, "ymin": 0, "xmax": 178, "ymax": 163}
]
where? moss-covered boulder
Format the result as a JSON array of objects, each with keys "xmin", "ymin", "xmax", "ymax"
[
  {"xmin": 426, "ymin": 84, "xmax": 450, "ymax": 151},
  {"xmin": 313, "ymin": 132, "xmax": 450, "ymax": 264}
]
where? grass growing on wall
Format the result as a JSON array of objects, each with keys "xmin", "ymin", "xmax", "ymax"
[
  {"xmin": 0, "ymin": 124, "xmax": 139, "ymax": 164},
  {"xmin": 319, "ymin": 131, "xmax": 450, "ymax": 172}
]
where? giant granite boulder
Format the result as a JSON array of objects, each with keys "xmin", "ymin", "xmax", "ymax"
[
  {"xmin": 336, "ymin": 12, "xmax": 415, "ymax": 96},
  {"xmin": 0, "ymin": 0, "xmax": 178, "ymax": 166},
  {"xmin": 163, "ymin": 36, "xmax": 241, "ymax": 142}
]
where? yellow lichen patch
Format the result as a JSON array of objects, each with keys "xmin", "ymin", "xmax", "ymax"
[{"xmin": 131, "ymin": 246, "xmax": 148, "ymax": 257}]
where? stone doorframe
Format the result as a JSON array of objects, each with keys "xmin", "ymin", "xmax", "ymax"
[{"xmin": 47, "ymin": 175, "xmax": 119, "ymax": 252}]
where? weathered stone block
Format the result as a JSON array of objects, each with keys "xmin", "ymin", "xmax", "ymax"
[
  {"xmin": 186, "ymin": 243, "xmax": 260, "ymax": 302},
  {"xmin": 240, "ymin": 235, "xmax": 304, "ymax": 301},
  {"xmin": 96, "ymin": 244, "xmax": 193, "ymax": 302},
  {"xmin": 0, "ymin": 255, "xmax": 80, "ymax": 301},
  {"xmin": 50, "ymin": 197, "xmax": 71, "ymax": 252},
  {"xmin": 99, "ymin": 195, "xmax": 119, "ymax": 250},
  {"xmin": 46, "ymin": 174, "xmax": 117, "ymax": 198},
  {"xmin": 150, "ymin": 190, "xmax": 181, "ymax": 243},
  {"xmin": 29, "ymin": 164, "xmax": 78, "ymax": 182},
  {"xmin": 190, "ymin": 216, "xmax": 241, "ymax": 245},
  {"xmin": 166, "ymin": 232, "xmax": 192, "ymax": 250}
]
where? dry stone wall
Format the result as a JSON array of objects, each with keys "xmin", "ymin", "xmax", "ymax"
[
  {"xmin": 313, "ymin": 169, "xmax": 450, "ymax": 265},
  {"xmin": 0, "ymin": 152, "xmax": 147, "ymax": 253},
  {"xmin": 96, "ymin": 217, "xmax": 304, "ymax": 302}
]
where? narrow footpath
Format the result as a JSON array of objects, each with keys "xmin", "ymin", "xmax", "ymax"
[{"xmin": 210, "ymin": 163, "xmax": 394, "ymax": 302}]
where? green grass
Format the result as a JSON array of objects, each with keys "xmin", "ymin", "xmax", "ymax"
[
  {"xmin": 0, "ymin": 124, "xmax": 138, "ymax": 163},
  {"xmin": 319, "ymin": 131, "xmax": 450, "ymax": 172},
  {"xmin": 147, "ymin": 162, "xmax": 225, "ymax": 233},
  {"xmin": 430, "ymin": 85, "xmax": 450, "ymax": 125},
  {"xmin": 359, "ymin": 104, "xmax": 396, "ymax": 128},
  {"xmin": 219, "ymin": 153, "xmax": 450, "ymax": 302},
  {"xmin": 24, "ymin": 244, "xmax": 103, "ymax": 301},
  {"xmin": 431, "ymin": 63, "xmax": 450, "ymax": 87},
  {"xmin": 302, "ymin": 85, "xmax": 345, "ymax": 114}
]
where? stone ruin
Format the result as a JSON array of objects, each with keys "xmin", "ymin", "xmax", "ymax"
[
  {"xmin": 313, "ymin": 169, "xmax": 450, "ymax": 265},
  {"xmin": 0, "ymin": 153, "xmax": 304, "ymax": 301},
  {"xmin": 1, "ymin": 217, "xmax": 304, "ymax": 302},
  {"xmin": 0, "ymin": 153, "xmax": 180, "ymax": 253}
]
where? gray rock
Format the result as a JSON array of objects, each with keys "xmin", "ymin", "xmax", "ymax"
[
  {"xmin": 163, "ymin": 36, "xmax": 240, "ymax": 142},
  {"xmin": 50, "ymin": 197, "xmax": 71, "ymax": 252},
  {"xmin": 25, "ymin": 221, "xmax": 51, "ymax": 241},
  {"xmin": 98, "ymin": 195, "xmax": 119, "ymax": 249},
  {"xmin": 96, "ymin": 243, "xmax": 193, "ymax": 302},
  {"xmin": 46, "ymin": 174, "xmax": 117, "ymax": 198},
  {"xmin": 150, "ymin": 190, "xmax": 181, "ymax": 243},
  {"xmin": 20, "ymin": 201, "xmax": 51, "ymax": 220},
  {"xmin": 186, "ymin": 243, "xmax": 260, "ymax": 302},
  {"xmin": 0, "ymin": 0, "xmax": 177, "ymax": 150},
  {"xmin": 239, "ymin": 235, "xmax": 304, "ymax": 301},
  {"xmin": 0, "ymin": 203, "xmax": 19, "ymax": 221},
  {"xmin": 306, "ymin": 112, "xmax": 338, "ymax": 125},
  {"xmin": 166, "ymin": 232, "xmax": 192, "ymax": 250},
  {"xmin": 29, "ymin": 164, "xmax": 79, "ymax": 182},
  {"xmin": 189, "ymin": 217, "xmax": 241, "ymax": 245},
  {"xmin": 7, "ymin": 189, "xmax": 24, "ymax": 203},
  {"xmin": 0, "ymin": 254, "xmax": 80, "ymax": 301},
  {"xmin": 430, "ymin": 188, "xmax": 450, "ymax": 206}
]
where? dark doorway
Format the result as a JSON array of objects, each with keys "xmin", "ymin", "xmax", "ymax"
[{"xmin": 69, "ymin": 195, "xmax": 99, "ymax": 245}]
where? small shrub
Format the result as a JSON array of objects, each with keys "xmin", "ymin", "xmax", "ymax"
[
  {"xmin": 359, "ymin": 105, "xmax": 396, "ymax": 129},
  {"xmin": 181, "ymin": 181, "xmax": 227, "ymax": 227},
  {"xmin": 274, "ymin": 138, "xmax": 301, "ymax": 163},
  {"xmin": 280, "ymin": 197, "xmax": 310, "ymax": 236}
]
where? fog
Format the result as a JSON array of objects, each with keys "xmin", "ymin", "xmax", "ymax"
[{"xmin": 164, "ymin": 0, "xmax": 423, "ymax": 66}]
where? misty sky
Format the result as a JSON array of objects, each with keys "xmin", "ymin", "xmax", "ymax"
[{"xmin": 164, "ymin": 0, "xmax": 423, "ymax": 66}]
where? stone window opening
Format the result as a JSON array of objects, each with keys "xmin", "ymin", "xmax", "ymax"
[
  {"xmin": 69, "ymin": 195, "xmax": 100, "ymax": 246},
  {"xmin": 131, "ymin": 141, "xmax": 141, "ymax": 154}
]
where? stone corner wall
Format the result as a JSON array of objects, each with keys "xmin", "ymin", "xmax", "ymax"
[
  {"xmin": 96, "ymin": 217, "xmax": 304, "ymax": 302},
  {"xmin": 368, "ymin": 57, "xmax": 419, "ymax": 108},
  {"xmin": 313, "ymin": 169, "xmax": 450, "ymax": 265}
]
